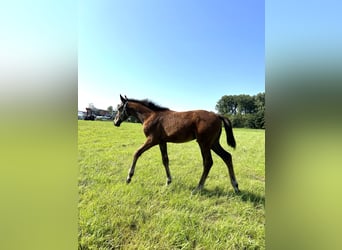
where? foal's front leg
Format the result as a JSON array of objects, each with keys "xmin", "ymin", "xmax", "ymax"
[
  {"xmin": 159, "ymin": 142, "xmax": 172, "ymax": 185},
  {"xmin": 126, "ymin": 138, "xmax": 156, "ymax": 183}
]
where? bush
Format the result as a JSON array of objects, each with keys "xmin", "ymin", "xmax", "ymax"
[
  {"xmin": 229, "ymin": 112, "xmax": 264, "ymax": 129},
  {"xmin": 231, "ymin": 114, "xmax": 245, "ymax": 128}
]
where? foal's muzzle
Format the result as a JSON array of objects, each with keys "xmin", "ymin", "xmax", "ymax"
[{"xmin": 114, "ymin": 117, "xmax": 122, "ymax": 127}]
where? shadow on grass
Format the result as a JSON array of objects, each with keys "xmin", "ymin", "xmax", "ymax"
[
  {"xmin": 236, "ymin": 189, "xmax": 265, "ymax": 207},
  {"xmin": 197, "ymin": 187, "xmax": 265, "ymax": 207}
]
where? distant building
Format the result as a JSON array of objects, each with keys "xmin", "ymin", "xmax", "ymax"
[{"xmin": 84, "ymin": 107, "xmax": 113, "ymax": 120}]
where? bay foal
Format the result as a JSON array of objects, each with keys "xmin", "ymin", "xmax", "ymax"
[{"xmin": 114, "ymin": 95, "xmax": 239, "ymax": 193}]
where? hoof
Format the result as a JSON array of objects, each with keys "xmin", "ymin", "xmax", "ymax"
[
  {"xmin": 191, "ymin": 186, "xmax": 203, "ymax": 195},
  {"xmin": 191, "ymin": 189, "xmax": 200, "ymax": 195},
  {"xmin": 126, "ymin": 178, "xmax": 131, "ymax": 184},
  {"xmin": 166, "ymin": 179, "xmax": 172, "ymax": 186},
  {"xmin": 234, "ymin": 185, "xmax": 240, "ymax": 194},
  {"xmin": 232, "ymin": 181, "xmax": 240, "ymax": 194}
]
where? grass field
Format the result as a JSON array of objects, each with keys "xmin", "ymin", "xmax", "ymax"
[{"xmin": 78, "ymin": 120, "xmax": 265, "ymax": 249}]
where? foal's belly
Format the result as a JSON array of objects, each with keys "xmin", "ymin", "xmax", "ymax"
[
  {"xmin": 165, "ymin": 132, "xmax": 196, "ymax": 143},
  {"xmin": 162, "ymin": 125, "xmax": 196, "ymax": 143}
]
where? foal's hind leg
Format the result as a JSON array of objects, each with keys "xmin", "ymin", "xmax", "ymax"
[
  {"xmin": 193, "ymin": 144, "xmax": 213, "ymax": 194},
  {"xmin": 212, "ymin": 142, "xmax": 240, "ymax": 193},
  {"xmin": 159, "ymin": 142, "xmax": 172, "ymax": 185}
]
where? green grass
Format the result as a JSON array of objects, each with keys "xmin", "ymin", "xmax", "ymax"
[{"xmin": 78, "ymin": 121, "xmax": 265, "ymax": 249}]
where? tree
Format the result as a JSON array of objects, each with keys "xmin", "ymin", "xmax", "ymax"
[
  {"xmin": 254, "ymin": 92, "xmax": 265, "ymax": 128},
  {"xmin": 236, "ymin": 94, "xmax": 256, "ymax": 114},
  {"xmin": 107, "ymin": 105, "xmax": 113, "ymax": 113},
  {"xmin": 216, "ymin": 92, "xmax": 265, "ymax": 129},
  {"xmin": 254, "ymin": 92, "xmax": 265, "ymax": 112},
  {"xmin": 88, "ymin": 103, "xmax": 97, "ymax": 111},
  {"xmin": 215, "ymin": 95, "xmax": 238, "ymax": 115}
]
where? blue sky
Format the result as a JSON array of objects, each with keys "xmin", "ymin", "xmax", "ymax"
[{"xmin": 79, "ymin": 1, "xmax": 264, "ymax": 111}]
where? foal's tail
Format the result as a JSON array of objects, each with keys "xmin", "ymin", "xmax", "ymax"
[{"xmin": 219, "ymin": 115, "xmax": 236, "ymax": 149}]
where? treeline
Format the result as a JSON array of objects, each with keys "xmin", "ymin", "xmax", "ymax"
[{"xmin": 216, "ymin": 93, "xmax": 265, "ymax": 129}]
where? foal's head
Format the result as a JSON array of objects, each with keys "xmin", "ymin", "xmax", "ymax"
[{"xmin": 114, "ymin": 94, "xmax": 129, "ymax": 127}]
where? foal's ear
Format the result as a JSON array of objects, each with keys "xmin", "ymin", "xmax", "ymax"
[{"xmin": 120, "ymin": 94, "xmax": 127, "ymax": 103}]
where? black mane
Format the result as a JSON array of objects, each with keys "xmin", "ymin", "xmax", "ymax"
[{"xmin": 127, "ymin": 98, "xmax": 169, "ymax": 111}]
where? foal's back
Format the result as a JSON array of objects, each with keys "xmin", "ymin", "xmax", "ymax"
[{"xmin": 152, "ymin": 110, "xmax": 221, "ymax": 143}]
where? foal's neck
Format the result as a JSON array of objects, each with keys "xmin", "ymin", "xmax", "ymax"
[{"xmin": 129, "ymin": 103, "xmax": 154, "ymax": 123}]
